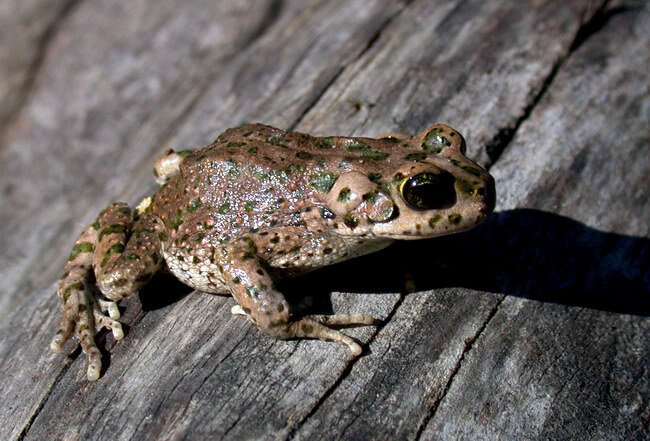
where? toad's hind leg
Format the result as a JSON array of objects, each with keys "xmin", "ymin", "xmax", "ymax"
[{"xmin": 51, "ymin": 202, "xmax": 162, "ymax": 380}]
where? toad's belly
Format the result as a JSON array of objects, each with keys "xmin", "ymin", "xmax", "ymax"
[{"xmin": 163, "ymin": 250, "xmax": 229, "ymax": 294}]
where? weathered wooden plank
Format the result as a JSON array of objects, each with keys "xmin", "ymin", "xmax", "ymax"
[
  {"xmin": 0, "ymin": 0, "xmax": 75, "ymax": 137},
  {"xmin": 420, "ymin": 3, "xmax": 650, "ymax": 439}
]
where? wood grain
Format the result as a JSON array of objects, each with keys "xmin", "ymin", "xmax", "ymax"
[{"xmin": 0, "ymin": 0, "xmax": 647, "ymax": 440}]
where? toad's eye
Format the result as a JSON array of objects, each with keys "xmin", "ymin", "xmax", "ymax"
[{"xmin": 400, "ymin": 171, "xmax": 456, "ymax": 210}]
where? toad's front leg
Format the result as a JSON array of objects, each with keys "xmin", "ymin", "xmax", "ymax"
[
  {"xmin": 219, "ymin": 232, "xmax": 378, "ymax": 355},
  {"xmin": 51, "ymin": 202, "xmax": 163, "ymax": 380}
]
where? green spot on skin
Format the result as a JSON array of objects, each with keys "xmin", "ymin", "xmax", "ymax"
[
  {"xmin": 248, "ymin": 146, "xmax": 258, "ymax": 154},
  {"xmin": 346, "ymin": 140, "xmax": 389, "ymax": 160},
  {"xmin": 91, "ymin": 221, "xmax": 100, "ymax": 230},
  {"xmin": 227, "ymin": 141, "xmax": 246, "ymax": 148},
  {"xmin": 428, "ymin": 215, "xmax": 442, "ymax": 228},
  {"xmin": 266, "ymin": 135, "xmax": 289, "ymax": 147},
  {"xmin": 320, "ymin": 207, "xmax": 335, "ymax": 219},
  {"xmin": 232, "ymin": 277, "xmax": 241, "ymax": 284},
  {"xmin": 99, "ymin": 224, "xmax": 126, "ymax": 242},
  {"xmin": 316, "ymin": 137, "xmax": 335, "ymax": 149},
  {"xmin": 367, "ymin": 173, "xmax": 390, "ymax": 194},
  {"xmin": 346, "ymin": 140, "xmax": 369, "ymax": 152},
  {"xmin": 170, "ymin": 212, "xmax": 184, "ymax": 230},
  {"xmin": 187, "ymin": 198, "xmax": 202, "ymax": 213},
  {"xmin": 365, "ymin": 150, "xmax": 389, "ymax": 160},
  {"xmin": 296, "ymin": 151, "xmax": 313, "ymax": 160},
  {"xmin": 241, "ymin": 237, "xmax": 258, "ymax": 259},
  {"xmin": 244, "ymin": 201, "xmax": 257, "ymax": 212},
  {"xmin": 218, "ymin": 202, "xmax": 230, "ymax": 214},
  {"xmin": 310, "ymin": 171, "xmax": 339, "ymax": 193},
  {"xmin": 448, "ymin": 213, "xmax": 462, "ymax": 224},
  {"xmin": 246, "ymin": 285, "xmax": 261, "ymax": 298},
  {"xmin": 344, "ymin": 212, "xmax": 360, "ymax": 229},
  {"xmin": 404, "ymin": 152, "xmax": 428, "ymax": 162},
  {"xmin": 196, "ymin": 232, "xmax": 205, "ymax": 242},
  {"xmin": 177, "ymin": 150, "xmax": 194, "ymax": 159},
  {"xmin": 101, "ymin": 244, "xmax": 125, "ymax": 267},
  {"xmin": 118, "ymin": 206, "xmax": 131, "ymax": 217},
  {"xmin": 134, "ymin": 226, "xmax": 155, "ymax": 235},
  {"xmin": 226, "ymin": 160, "xmax": 241, "ymax": 178},
  {"xmin": 252, "ymin": 168, "xmax": 270, "ymax": 182},
  {"xmin": 78, "ymin": 304, "xmax": 87, "ymax": 312},
  {"xmin": 68, "ymin": 242, "xmax": 94, "ymax": 261},
  {"xmin": 380, "ymin": 136, "xmax": 401, "ymax": 143},
  {"xmin": 283, "ymin": 163, "xmax": 305, "ymax": 175},
  {"xmin": 62, "ymin": 282, "xmax": 84, "ymax": 302},
  {"xmin": 392, "ymin": 172, "xmax": 405, "ymax": 184},
  {"xmin": 158, "ymin": 232, "xmax": 168, "ymax": 242},
  {"xmin": 456, "ymin": 179, "xmax": 479, "ymax": 196},
  {"xmin": 422, "ymin": 128, "xmax": 451, "ymax": 153},
  {"xmin": 362, "ymin": 190, "xmax": 379, "ymax": 204},
  {"xmin": 60, "ymin": 271, "xmax": 69, "ymax": 280},
  {"xmin": 301, "ymin": 324, "xmax": 314, "ymax": 334},
  {"xmin": 338, "ymin": 187, "xmax": 352, "ymax": 202},
  {"xmin": 127, "ymin": 254, "xmax": 140, "ymax": 260},
  {"xmin": 461, "ymin": 165, "xmax": 482, "ymax": 176}
]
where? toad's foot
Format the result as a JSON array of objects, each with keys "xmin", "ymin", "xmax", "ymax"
[
  {"xmin": 231, "ymin": 305, "xmax": 378, "ymax": 356},
  {"xmin": 52, "ymin": 202, "xmax": 163, "ymax": 380},
  {"xmin": 50, "ymin": 284, "xmax": 124, "ymax": 380}
]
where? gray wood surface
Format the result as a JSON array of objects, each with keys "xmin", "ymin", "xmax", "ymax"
[{"xmin": 1, "ymin": 1, "xmax": 648, "ymax": 440}]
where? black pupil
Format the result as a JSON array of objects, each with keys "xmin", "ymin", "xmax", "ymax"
[{"xmin": 402, "ymin": 171, "xmax": 456, "ymax": 210}]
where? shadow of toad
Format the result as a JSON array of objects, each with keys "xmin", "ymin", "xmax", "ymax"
[{"xmin": 283, "ymin": 208, "xmax": 649, "ymax": 317}]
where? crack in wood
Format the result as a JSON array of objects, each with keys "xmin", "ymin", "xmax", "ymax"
[
  {"xmin": 484, "ymin": 0, "xmax": 623, "ymax": 168},
  {"xmin": 413, "ymin": 295, "xmax": 506, "ymax": 441},
  {"xmin": 16, "ymin": 358, "xmax": 72, "ymax": 441},
  {"xmin": 284, "ymin": 293, "xmax": 406, "ymax": 441}
]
